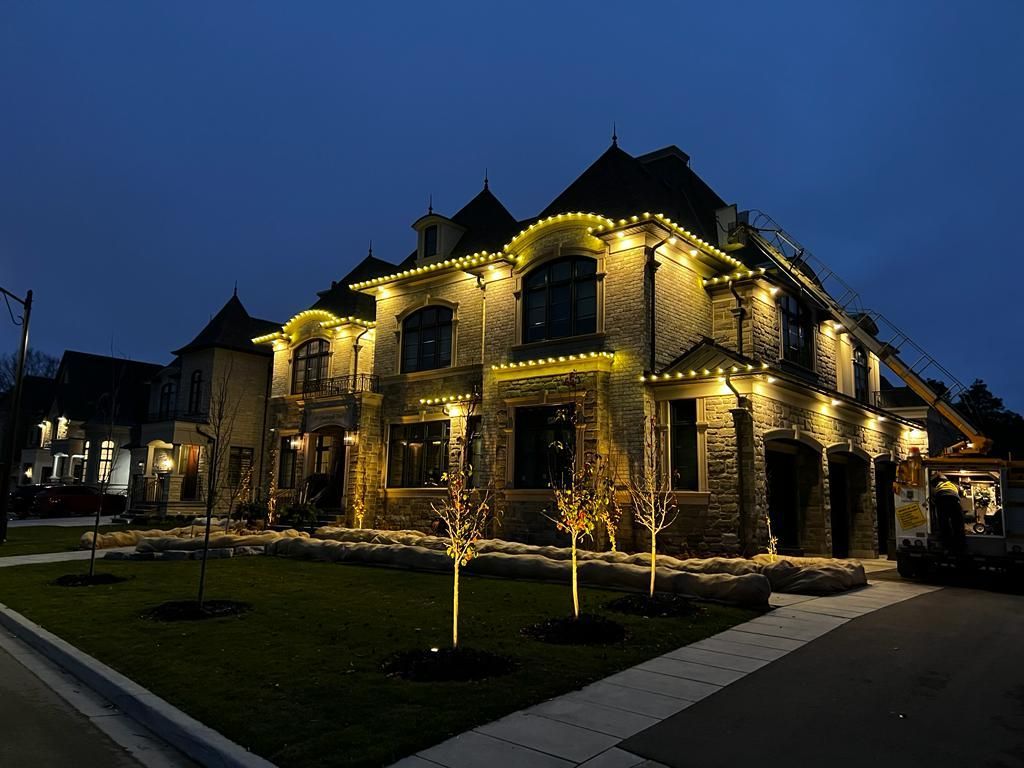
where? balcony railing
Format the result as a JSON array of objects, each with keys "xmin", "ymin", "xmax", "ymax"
[
  {"xmin": 298, "ymin": 374, "xmax": 379, "ymax": 399},
  {"xmin": 146, "ymin": 406, "xmax": 210, "ymax": 423}
]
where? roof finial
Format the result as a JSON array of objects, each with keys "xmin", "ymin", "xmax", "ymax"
[
  {"xmin": 233, "ymin": 281, "xmax": 237, "ymax": 298},
  {"xmin": 368, "ymin": 239, "xmax": 373, "ymax": 257},
  {"xmin": 428, "ymin": 194, "xmax": 433, "ymax": 215},
  {"xmin": 483, "ymin": 168, "xmax": 489, "ymax": 190},
  {"xmin": 612, "ymin": 122, "xmax": 618, "ymax": 147}
]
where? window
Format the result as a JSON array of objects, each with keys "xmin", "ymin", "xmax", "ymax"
[
  {"xmin": 292, "ymin": 339, "xmax": 331, "ymax": 394},
  {"xmin": 423, "ymin": 225, "xmax": 438, "ymax": 258},
  {"xmin": 522, "ymin": 256, "xmax": 598, "ymax": 343},
  {"xmin": 312, "ymin": 435, "xmax": 333, "ymax": 474},
  {"xmin": 853, "ymin": 346, "xmax": 869, "ymax": 404},
  {"xmin": 401, "ymin": 306, "xmax": 453, "ymax": 373},
  {"xmin": 387, "ymin": 421, "xmax": 449, "ymax": 487},
  {"xmin": 227, "ymin": 446, "xmax": 254, "ymax": 491},
  {"xmin": 97, "ymin": 440, "xmax": 115, "ymax": 484},
  {"xmin": 464, "ymin": 415, "xmax": 484, "ymax": 488},
  {"xmin": 779, "ymin": 294, "xmax": 814, "ymax": 369},
  {"xmin": 278, "ymin": 437, "xmax": 297, "ymax": 489},
  {"xmin": 158, "ymin": 382, "xmax": 175, "ymax": 418},
  {"xmin": 670, "ymin": 400, "xmax": 699, "ymax": 491},
  {"xmin": 81, "ymin": 440, "xmax": 90, "ymax": 481},
  {"xmin": 187, "ymin": 370, "xmax": 203, "ymax": 414},
  {"xmin": 513, "ymin": 405, "xmax": 576, "ymax": 489}
]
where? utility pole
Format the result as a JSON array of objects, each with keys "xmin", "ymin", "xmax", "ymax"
[{"xmin": 0, "ymin": 287, "xmax": 32, "ymax": 544}]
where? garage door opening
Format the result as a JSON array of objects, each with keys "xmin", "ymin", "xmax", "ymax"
[
  {"xmin": 765, "ymin": 439, "xmax": 823, "ymax": 556},
  {"xmin": 827, "ymin": 451, "xmax": 871, "ymax": 558}
]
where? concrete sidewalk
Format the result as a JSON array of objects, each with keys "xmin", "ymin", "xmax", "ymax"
[
  {"xmin": 397, "ymin": 580, "xmax": 939, "ymax": 768},
  {"xmin": 0, "ymin": 547, "xmax": 135, "ymax": 568}
]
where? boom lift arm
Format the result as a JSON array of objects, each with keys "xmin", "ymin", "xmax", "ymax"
[{"xmin": 730, "ymin": 213, "xmax": 991, "ymax": 456}]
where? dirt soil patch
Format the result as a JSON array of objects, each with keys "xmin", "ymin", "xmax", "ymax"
[
  {"xmin": 522, "ymin": 613, "xmax": 627, "ymax": 645},
  {"xmin": 144, "ymin": 600, "xmax": 252, "ymax": 621}
]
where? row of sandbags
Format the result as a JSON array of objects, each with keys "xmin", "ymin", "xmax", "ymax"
[
  {"xmin": 133, "ymin": 529, "xmax": 310, "ymax": 552},
  {"xmin": 81, "ymin": 523, "xmax": 228, "ymax": 550},
  {"xmin": 267, "ymin": 536, "xmax": 771, "ymax": 607},
  {"xmin": 313, "ymin": 527, "xmax": 866, "ymax": 595}
]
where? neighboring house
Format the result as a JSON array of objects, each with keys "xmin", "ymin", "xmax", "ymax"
[
  {"xmin": 29, "ymin": 351, "xmax": 162, "ymax": 494},
  {"xmin": 1, "ymin": 375, "xmax": 55, "ymax": 487},
  {"xmin": 129, "ymin": 293, "xmax": 278, "ymax": 517},
  {"xmin": 256, "ymin": 141, "xmax": 930, "ymax": 559}
]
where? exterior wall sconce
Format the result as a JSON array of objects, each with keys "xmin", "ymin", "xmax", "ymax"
[{"xmin": 343, "ymin": 433, "xmax": 357, "ymax": 446}]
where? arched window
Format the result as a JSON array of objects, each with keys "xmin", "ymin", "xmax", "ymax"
[
  {"xmin": 81, "ymin": 440, "xmax": 90, "ymax": 480},
  {"xmin": 158, "ymin": 382, "xmax": 175, "ymax": 419},
  {"xmin": 853, "ymin": 346, "xmax": 869, "ymax": 404},
  {"xmin": 522, "ymin": 256, "xmax": 598, "ymax": 343},
  {"xmin": 292, "ymin": 339, "xmax": 331, "ymax": 395},
  {"xmin": 401, "ymin": 306, "xmax": 453, "ymax": 373},
  {"xmin": 187, "ymin": 370, "xmax": 203, "ymax": 415},
  {"xmin": 97, "ymin": 440, "xmax": 115, "ymax": 484}
]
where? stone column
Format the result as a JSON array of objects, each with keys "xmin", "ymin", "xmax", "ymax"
[{"xmin": 731, "ymin": 402, "xmax": 757, "ymax": 556}]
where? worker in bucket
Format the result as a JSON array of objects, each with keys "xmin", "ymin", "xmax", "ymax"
[{"xmin": 930, "ymin": 474, "xmax": 966, "ymax": 554}]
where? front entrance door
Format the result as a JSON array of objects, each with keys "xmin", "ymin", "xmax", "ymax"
[{"xmin": 181, "ymin": 446, "xmax": 200, "ymax": 501}]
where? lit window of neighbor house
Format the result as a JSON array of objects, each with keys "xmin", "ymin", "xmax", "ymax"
[
  {"xmin": 522, "ymin": 256, "xmax": 598, "ymax": 343},
  {"xmin": 97, "ymin": 440, "xmax": 115, "ymax": 484},
  {"xmin": 387, "ymin": 421, "xmax": 449, "ymax": 487},
  {"xmin": 513, "ymin": 404, "xmax": 576, "ymax": 489}
]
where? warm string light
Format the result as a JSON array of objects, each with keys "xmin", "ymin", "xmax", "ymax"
[
  {"xmin": 588, "ymin": 212, "xmax": 743, "ymax": 268},
  {"xmin": 419, "ymin": 393, "xmax": 476, "ymax": 405},
  {"xmin": 703, "ymin": 268, "xmax": 768, "ymax": 285},
  {"xmin": 253, "ymin": 311, "xmax": 375, "ymax": 345},
  {"xmin": 491, "ymin": 351, "xmax": 614, "ymax": 370},
  {"xmin": 640, "ymin": 362, "xmax": 769, "ymax": 382}
]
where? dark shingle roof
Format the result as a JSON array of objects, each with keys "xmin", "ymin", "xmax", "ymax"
[
  {"xmin": 538, "ymin": 143, "xmax": 726, "ymax": 243},
  {"xmin": 52, "ymin": 351, "xmax": 163, "ymax": 425},
  {"xmin": 657, "ymin": 337, "xmax": 761, "ymax": 377},
  {"xmin": 172, "ymin": 295, "xmax": 280, "ymax": 356},
  {"xmin": 449, "ymin": 186, "xmax": 520, "ymax": 254},
  {"xmin": 310, "ymin": 255, "xmax": 397, "ymax": 320}
]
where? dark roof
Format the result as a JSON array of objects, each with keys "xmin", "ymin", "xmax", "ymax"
[
  {"xmin": 537, "ymin": 143, "xmax": 727, "ymax": 242},
  {"xmin": 52, "ymin": 351, "xmax": 163, "ymax": 425},
  {"xmin": 310, "ymin": 255, "xmax": 396, "ymax": 320},
  {"xmin": 449, "ymin": 186, "xmax": 520, "ymax": 254},
  {"xmin": 657, "ymin": 337, "xmax": 762, "ymax": 377},
  {"xmin": 173, "ymin": 295, "xmax": 279, "ymax": 356}
]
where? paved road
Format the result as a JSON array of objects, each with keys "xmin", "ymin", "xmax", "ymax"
[
  {"xmin": 621, "ymin": 587, "xmax": 1024, "ymax": 768},
  {"xmin": 0, "ymin": 643, "xmax": 141, "ymax": 767},
  {"xmin": 8, "ymin": 515, "xmax": 117, "ymax": 527}
]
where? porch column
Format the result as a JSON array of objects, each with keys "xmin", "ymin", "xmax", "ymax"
[{"xmin": 731, "ymin": 404, "xmax": 757, "ymax": 556}]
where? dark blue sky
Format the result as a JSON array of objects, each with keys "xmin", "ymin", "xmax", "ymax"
[{"xmin": 2, "ymin": 2, "xmax": 1022, "ymax": 408}]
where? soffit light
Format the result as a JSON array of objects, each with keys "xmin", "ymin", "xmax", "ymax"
[{"xmin": 491, "ymin": 351, "xmax": 614, "ymax": 370}]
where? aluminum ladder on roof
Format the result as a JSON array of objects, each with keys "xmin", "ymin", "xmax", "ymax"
[{"xmin": 733, "ymin": 210, "xmax": 989, "ymax": 454}]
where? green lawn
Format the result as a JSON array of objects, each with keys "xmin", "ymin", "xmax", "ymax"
[
  {"xmin": 0, "ymin": 521, "xmax": 187, "ymax": 557},
  {"xmin": 0, "ymin": 557, "xmax": 756, "ymax": 767}
]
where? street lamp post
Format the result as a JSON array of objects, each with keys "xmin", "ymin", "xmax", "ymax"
[{"xmin": 0, "ymin": 287, "xmax": 33, "ymax": 544}]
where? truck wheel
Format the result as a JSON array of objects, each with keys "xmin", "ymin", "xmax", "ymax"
[{"xmin": 896, "ymin": 555, "xmax": 918, "ymax": 579}]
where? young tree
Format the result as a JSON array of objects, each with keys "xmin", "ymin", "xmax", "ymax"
[
  {"xmin": 546, "ymin": 393, "xmax": 599, "ymax": 619},
  {"xmin": 591, "ymin": 454, "xmax": 622, "ymax": 552},
  {"xmin": 626, "ymin": 415, "xmax": 678, "ymax": 597},
  {"xmin": 432, "ymin": 396, "xmax": 490, "ymax": 648},
  {"xmin": 195, "ymin": 363, "xmax": 240, "ymax": 609},
  {"xmin": 87, "ymin": 360, "xmax": 126, "ymax": 579}
]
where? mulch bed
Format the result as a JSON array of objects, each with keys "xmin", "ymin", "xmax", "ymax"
[
  {"xmin": 52, "ymin": 573, "xmax": 129, "ymax": 587},
  {"xmin": 382, "ymin": 647, "xmax": 515, "ymax": 682},
  {"xmin": 604, "ymin": 592, "xmax": 701, "ymax": 618},
  {"xmin": 522, "ymin": 613, "xmax": 627, "ymax": 645},
  {"xmin": 144, "ymin": 600, "xmax": 252, "ymax": 622}
]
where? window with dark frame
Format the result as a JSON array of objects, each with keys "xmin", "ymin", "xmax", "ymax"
[
  {"xmin": 292, "ymin": 339, "xmax": 331, "ymax": 395},
  {"xmin": 670, "ymin": 399, "xmax": 699, "ymax": 491},
  {"xmin": 513, "ymin": 405, "xmax": 576, "ymax": 489},
  {"xmin": 387, "ymin": 421, "xmax": 450, "ymax": 487},
  {"xmin": 187, "ymin": 370, "xmax": 203, "ymax": 415},
  {"xmin": 464, "ymin": 415, "xmax": 483, "ymax": 487},
  {"xmin": 312, "ymin": 435, "xmax": 333, "ymax": 474},
  {"xmin": 423, "ymin": 225, "xmax": 438, "ymax": 258},
  {"xmin": 779, "ymin": 294, "xmax": 814, "ymax": 370},
  {"xmin": 278, "ymin": 437, "xmax": 297, "ymax": 489},
  {"xmin": 522, "ymin": 256, "xmax": 598, "ymax": 343},
  {"xmin": 853, "ymin": 346, "xmax": 870, "ymax": 404},
  {"xmin": 401, "ymin": 306, "xmax": 453, "ymax": 373},
  {"xmin": 158, "ymin": 382, "xmax": 175, "ymax": 418},
  {"xmin": 227, "ymin": 446, "xmax": 254, "ymax": 494}
]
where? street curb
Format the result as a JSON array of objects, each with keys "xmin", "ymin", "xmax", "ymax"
[{"xmin": 0, "ymin": 603, "xmax": 275, "ymax": 768}]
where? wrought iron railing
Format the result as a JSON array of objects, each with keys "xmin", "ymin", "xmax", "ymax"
[
  {"xmin": 298, "ymin": 374, "xmax": 379, "ymax": 398},
  {"xmin": 146, "ymin": 406, "xmax": 210, "ymax": 423}
]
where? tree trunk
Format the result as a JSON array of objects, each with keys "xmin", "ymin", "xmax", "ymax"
[
  {"xmin": 452, "ymin": 560, "xmax": 460, "ymax": 649},
  {"xmin": 649, "ymin": 535, "xmax": 657, "ymax": 597},
  {"xmin": 571, "ymin": 535, "xmax": 580, "ymax": 619}
]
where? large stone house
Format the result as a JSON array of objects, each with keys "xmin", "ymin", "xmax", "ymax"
[
  {"xmin": 257, "ymin": 141, "xmax": 929, "ymax": 558},
  {"xmin": 128, "ymin": 293, "xmax": 278, "ymax": 516}
]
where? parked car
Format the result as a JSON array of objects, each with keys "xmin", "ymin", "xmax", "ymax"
[
  {"xmin": 32, "ymin": 486, "xmax": 127, "ymax": 517},
  {"xmin": 8, "ymin": 484, "xmax": 48, "ymax": 517}
]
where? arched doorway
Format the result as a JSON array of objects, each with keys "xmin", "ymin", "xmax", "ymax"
[
  {"xmin": 826, "ymin": 448, "xmax": 871, "ymax": 558},
  {"xmin": 765, "ymin": 432, "xmax": 825, "ymax": 555},
  {"xmin": 874, "ymin": 457, "xmax": 898, "ymax": 558}
]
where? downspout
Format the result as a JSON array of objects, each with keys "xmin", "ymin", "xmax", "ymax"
[
  {"xmin": 728, "ymin": 279, "xmax": 746, "ymax": 356},
  {"xmin": 646, "ymin": 238, "xmax": 668, "ymax": 373},
  {"xmin": 477, "ymin": 275, "xmax": 486, "ymax": 366},
  {"xmin": 351, "ymin": 327, "xmax": 371, "ymax": 379}
]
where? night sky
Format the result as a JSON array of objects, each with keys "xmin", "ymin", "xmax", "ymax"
[{"xmin": 2, "ymin": 2, "xmax": 1022, "ymax": 408}]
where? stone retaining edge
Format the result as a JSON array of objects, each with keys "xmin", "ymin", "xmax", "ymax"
[{"xmin": 0, "ymin": 602, "xmax": 276, "ymax": 768}]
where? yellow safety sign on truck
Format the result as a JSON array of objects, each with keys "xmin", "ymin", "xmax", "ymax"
[{"xmin": 896, "ymin": 502, "xmax": 927, "ymax": 530}]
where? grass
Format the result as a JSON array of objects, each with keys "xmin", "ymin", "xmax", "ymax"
[
  {"xmin": 0, "ymin": 521, "xmax": 185, "ymax": 558},
  {"xmin": 0, "ymin": 557, "xmax": 757, "ymax": 767}
]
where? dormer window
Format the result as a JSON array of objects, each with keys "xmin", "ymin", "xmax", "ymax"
[{"xmin": 423, "ymin": 225, "xmax": 438, "ymax": 258}]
